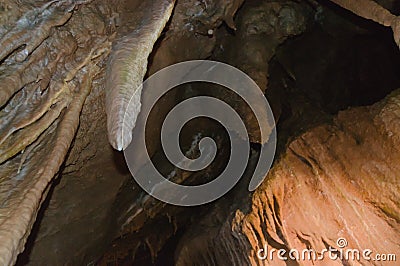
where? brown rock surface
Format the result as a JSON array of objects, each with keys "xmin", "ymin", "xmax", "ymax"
[
  {"xmin": 0, "ymin": 0, "xmax": 399, "ymax": 265},
  {"xmin": 3, "ymin": 0, "xmax": 246, "ymax": 264},
  {"xmin": 175, "ymin": 90, "xmax": 400, "ymax": 265}
]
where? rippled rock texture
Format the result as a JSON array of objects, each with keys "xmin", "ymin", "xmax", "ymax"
[
  {"xmin": 175, "ymin": 89, "xmax": 400, "ymax": 266},
  {"xmin": 0, "ymin": 1, "xmax": 117, "ymax": 264}
]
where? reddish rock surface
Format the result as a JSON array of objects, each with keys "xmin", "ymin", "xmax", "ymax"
[{"xmin": 176, "ymin": 90, "xmax": 400, "ymax": 265}]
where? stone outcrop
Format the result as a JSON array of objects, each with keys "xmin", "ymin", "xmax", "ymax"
[{"xmin": 175, "ymin": 90, "xmax": 400, "ymax": 265}]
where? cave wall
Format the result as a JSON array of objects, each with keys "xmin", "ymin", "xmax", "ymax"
[
  {"xmin": 0, "ymin": 0, "xmax": 398, "ymax": 265},
  {"xmin": 175, "ymin": 89, "xmax": 400, "ymax": 266}
]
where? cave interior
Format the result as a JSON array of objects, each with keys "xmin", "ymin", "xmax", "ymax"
[{"xmin": 0, "ymin": 0, "xmax": 399, "ymax": 265}]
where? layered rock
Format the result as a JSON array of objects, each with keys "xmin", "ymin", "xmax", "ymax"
[{"xmin": 175, "ymin": 90, "xmax": 400, "ymax": 265}]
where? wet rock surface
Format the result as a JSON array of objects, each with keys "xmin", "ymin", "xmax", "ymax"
[{"xmin": 0, "ymin": 1, "xmax": 116, "ymax": 264}]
